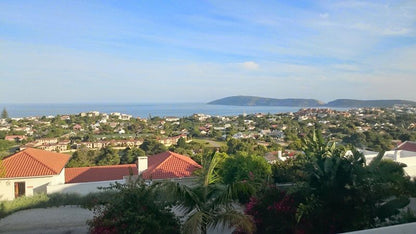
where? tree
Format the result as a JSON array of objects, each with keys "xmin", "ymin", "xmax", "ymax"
[
  {"xmin": 293, "ymin": 132, "xmax": 413, "ymax": 232},
  {"xmin": 96, "ymin": 146, "xmax": 120, "ymax": 166},
  {"xmin": 156, "ymin": 151, "xmax": 254, "ymax": 234},
  {"xmin": 1, "ymin": 108, "xmax": 8, "ymax": 119},
  {"xmin": 176, "ymin": 137, "xmax": 187, "ymax": 148},
  {"xmin": 88, "ymin": 178, "xmax": 181, "ymax": 234},
  {"xmin": 220, "ymin": 152, "xmax": 271, "ymax": 185},
  {"xmin": 120, "ymin": 147, "xmax": 145, "ymax": 164},
  {"xmin": 66, "ymin": 146, "xmax": 97, "ymax": 168},
  {"xmin": 139, "ymin": 139, "xmax": 167, "ymax": 155}
]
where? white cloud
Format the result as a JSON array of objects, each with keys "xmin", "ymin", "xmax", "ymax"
[
  {"xmin": 319, "ymin": 13, "xmax": 329, "ymax": 19},
  {"xmin": 241, "ymin": 61, "xmax": 259, "ymax": 70}
]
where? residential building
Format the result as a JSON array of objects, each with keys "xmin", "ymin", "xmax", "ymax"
[
  {"xmin": 4, "ymin": 135, "xmax": 26, "ymax": 142},
  {"xmin": 48, "ymin": 151, "xmax": 201, "ymax": 195},
  {"xmin": 0, "ymin": 148, "xmax": 71, "ymax": 200}
]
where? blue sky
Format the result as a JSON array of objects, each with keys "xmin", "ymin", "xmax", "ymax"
[{"xmin": 0, "ymin": 0, "xmax": 415, "ymax": 103}]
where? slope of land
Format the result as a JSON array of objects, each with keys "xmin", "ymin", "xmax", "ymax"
[
  {"xmin": 208, "ymin": 96, "xmax": 324, "ymax": 107},
  {"xmin": 325, "ymin": 99, "xmax": 416, "ymax": 108},
  {"xmin": 208, "ymin": 96, "xmax": 416, "ymax": 108}
]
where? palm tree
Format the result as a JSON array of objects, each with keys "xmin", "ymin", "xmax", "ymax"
[
  {"xmin": 155, "ymin": 151, "xmax": 255, "ymax": 234},
  {"xmin": 296, "ymin": 131, "xmax": 412, "ymax": 232}
]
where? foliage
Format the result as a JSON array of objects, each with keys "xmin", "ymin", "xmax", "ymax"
[
  {"xmin": 96, "ymin": 146, "xmax": 120, "ymax": 166},
  {"xmin": 243, "ymin": 186, "xmax": 298, "ymax": 234},
  {"xmin": 120, "ymin": 147, "xmax": 145, "ymax": 164},
  {"xmin": 156, "ymin": 151, "xmax": 255, "ymax": 234},
  {"xmin": 272, "ymin": 157, "xmax": 307, "ymax": 183},
  {"xmin": 265, "ymin": 131, "xmax": 416, "ymax": 233},
  {"xmin": 176, "ymin": 137, "xmax": 187, "ymax": 148},
  {"xmin": 66, "ymin": 146, "xmax": 98, "ymax": 168},
  {"xmin": 0, "ymin": 140, "xmax": 15, "ymax": 153},
  {"xmin": 292, "ymin": 131, "xmax": 414, "ymax": 233},
  {"xmin": 88, "ymin": 178, "xmax": 180, "ymax": 234},
  {"xmin": 220, "ymin": 152, "xmax": 271, "ymax": 185},
  {"xmin": 1, "ymin": 108, "xmax": 8, "ymax": 119},
  {"xmin": 140, "ymin": 139, "xmax": 167, "ymax": 155}
]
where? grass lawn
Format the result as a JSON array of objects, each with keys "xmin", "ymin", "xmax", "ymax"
[{"xmin": 191, "ymin": 138, "xmax": 226, "ymax": 148}]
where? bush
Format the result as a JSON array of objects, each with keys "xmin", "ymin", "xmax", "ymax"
[
  {"xmin": 244, "ymin": 186, "xmax": 298, "ymax": 234},
  {"xmin": 88, "ymin": 178, "xmax": 180, "ymax": 234}
]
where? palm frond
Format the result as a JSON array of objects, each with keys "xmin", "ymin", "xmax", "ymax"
[
  {"xmin": 210, "ymin": 208, "xmax": 255, "ymax": 234},
  {"xmin": 182, "ymin": 210, "xmax": 207, "ymax": 234},
  {"xmin": 153, "ymin": 180, "xmax": 201, "ymax": 213}
]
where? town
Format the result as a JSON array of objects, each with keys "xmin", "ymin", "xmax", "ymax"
[
  {"xmin": 1, "ymin": 105, "xmax": 416, "ymax": 170},
  {"xmin": 2, "ymin": 106, "xmax": 416, "ymax": 233}
]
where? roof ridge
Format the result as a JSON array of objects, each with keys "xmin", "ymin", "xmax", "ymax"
[
  {"xmin": 23, "ymin": 149, "xmax": 58, "ymax": 174},
  {"xmin": 169, "ymin": 151, "xmax": 201, "ymax": 167},
  {"xmin": 67, "ymin": 164, "xmax": 136, "ymax": 170}
]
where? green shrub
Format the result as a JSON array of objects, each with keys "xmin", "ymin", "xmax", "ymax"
[{"xmin": 88, "ymin": 179, "xmax": 180, "ymax": 234}]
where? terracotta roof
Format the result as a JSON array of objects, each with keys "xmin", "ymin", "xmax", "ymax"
[
  {"xmin": 2, "ymin": 148, "xmax": 71, "ymax": 178},
  {"xmin": 397, "ymin": 141, "xmax": 416, "ymax": 152},
  {"xmin": 65, "ymin": 164, "xmax": 137, "ymax": 183},
  {"xmin": 141, "ymin": 151, "xmax": 202, "ymax": 180},
  {"xmin": 64, "ymin": 151, "xmax": 201, "ymax": 183}
]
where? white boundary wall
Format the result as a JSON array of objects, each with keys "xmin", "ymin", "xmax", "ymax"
[
  {"xmin": 47, "ymin": 180, "xmax": 123, "ymax": 195},
  {"xmin": 345, "ymin": 222, "xmax": 416, "ymax": 234}
]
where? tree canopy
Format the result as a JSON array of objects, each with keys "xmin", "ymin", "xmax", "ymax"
[{"xmin": 1, "ymin": 108, "xmax": 8, "ymax": 119}]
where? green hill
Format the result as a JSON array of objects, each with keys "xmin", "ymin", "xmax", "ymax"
[
  {"xmin": 208, "ymin": 96, "xmax": 324, "ymax": 107},
  {"xmin": 208, "ymin": 96, "xmax": 416, "ymax": 108},
  {"xmin": 325, "ymin": 99, "xmax": 416, "ymax": 108}
]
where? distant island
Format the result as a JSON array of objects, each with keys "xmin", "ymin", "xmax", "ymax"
[{"xmin": 208, "ymin": 96, "xmax": 416, "ymax": 108}]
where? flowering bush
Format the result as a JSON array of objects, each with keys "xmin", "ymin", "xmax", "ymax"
[{"xmin": 243, "ymin": 186, "xmax": 299, "ymax": 234}]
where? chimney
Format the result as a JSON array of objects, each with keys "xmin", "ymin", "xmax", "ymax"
[
  {"xmin": 137, "ymin": 156, "xmax": 148, "ymax": 174},
  {"xmin": 278, "ymin": 150, "xmax": 282, "ymax": 158}
]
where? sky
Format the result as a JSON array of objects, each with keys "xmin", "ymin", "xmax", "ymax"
[{"xmin": 0, "ymin": 0, "xmax": 415, "ymax": 103}]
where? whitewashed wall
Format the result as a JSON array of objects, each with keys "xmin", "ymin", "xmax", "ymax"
[
  {"xmin": 0, "ymin": 173, "xmax": 62, "ymax": 201},
  {"xmin": 345, "ymin": 222, "xmax": 416, "ymax": 234},
  {"xmin": 47, "ymin": 180, "xmax": 123, "ymax": 195}
]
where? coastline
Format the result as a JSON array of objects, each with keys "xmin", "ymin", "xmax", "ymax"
[{"xmin": 0, "ymin": 103, "xmax": 349, "ymax": 118}]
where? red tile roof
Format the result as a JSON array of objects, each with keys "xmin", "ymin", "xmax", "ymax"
[
  {"xmin": 141, "ymin": 151, "xmax": 202, "ymax": 180},
  {"xmin": 64, "ymin": 151, "xmax": 201, "ymax": 183},
  {"xmin": 65, "ymin": 164, "xmax": 137, "ymax": 183},
  {"xmin": 4, "ymin": 135, "xmax": 26, "ymax": 141},
  {"xmin": 397, "ymin": 141, "xmax": 416, "ymax": 152},
  {"xmin": 2, "ymin": 148, "xmax": 71, "ymax": 178}
]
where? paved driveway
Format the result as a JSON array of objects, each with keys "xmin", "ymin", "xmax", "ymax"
[{"xmin": 0, "ymin": 206, "xmax": 94, "ymax": 234}]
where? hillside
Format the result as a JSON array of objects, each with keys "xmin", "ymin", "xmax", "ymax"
[
  {"xmin": 325, "ymin": 99, "xmax": 416, "ymax": 108},
  {"xmin": 208, "ymin": 96, "xmax": 416, "ymax": 108},
  {"xmin": 208, "ymin": 96, "xmax": 324, "ymax": 107}
]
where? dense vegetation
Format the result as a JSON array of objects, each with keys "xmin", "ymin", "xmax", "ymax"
[
  {"xmin": 2, "ymin": 107, "xmax": 416, "ymax": 233},
  {"xmin": 86, "ymin": 132, "xmax": 416, "ymax": 234}
]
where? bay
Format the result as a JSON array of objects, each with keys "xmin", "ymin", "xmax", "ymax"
[{"xmin": 0, "ymin": 103, "xmax": 347, "ymax": 118}]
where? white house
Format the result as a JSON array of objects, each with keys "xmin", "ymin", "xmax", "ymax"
[
  {"xmin": 1, "ymin": 149, "xmax": 202, "ymax": 200},
  {"xmin": 384, "ymin": 141, "xmax": 416, "ymax": 177},
  {"xmin": 0, "ymin": 148, "xmax": 71, "ymax": 201},
  {"xmin": 358, "ymin": 141, "xmax": 416, "ymax": 178}
]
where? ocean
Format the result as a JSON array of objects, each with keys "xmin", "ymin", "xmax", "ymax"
[{"xmin": 0, "ymin": 103, "xmax": 346, "ymax": 118}]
